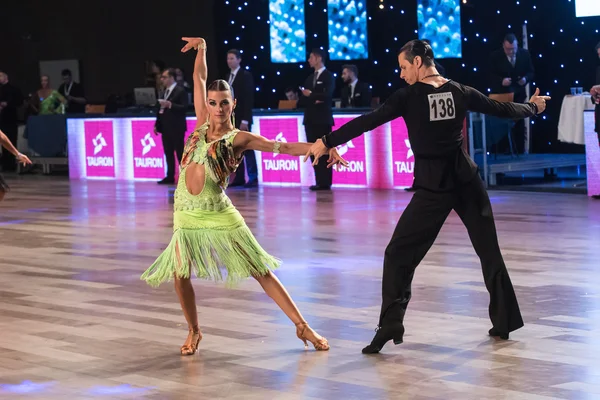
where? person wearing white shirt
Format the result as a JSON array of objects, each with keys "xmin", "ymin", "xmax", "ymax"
[{"xmin": 154, "ymin": 68, "xmax": 189, "ymax": 184}]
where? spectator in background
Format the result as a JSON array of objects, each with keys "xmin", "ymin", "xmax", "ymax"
[
  {"xmin": 225, "ymin": 49, "xmax": 258, "ymax": 188},
  {"xmin": 58, "ymin": 69, "xmax": 86, "ymax": 114},
  {"xmin": 340, "ymin": 64, "xmax": 372, "ymax": 108},
  {"xmin": 154, "ymin": 68, "xmax": 188, "ymax": 185},
  {"xmin": 298, "ymin": 48, "xmax": 335, "ymax": 191},
  {"xmin": 489, "ymin": 33, "xmax": 535, "ymax": 154},
  {"xmin": 175, "ymin": 68, "xmax": 191, "ymax": 91},
  {"xmin": 285, "ymin": 87, "xmax": 299, "ymax": 101},
  {"xmin": 29, "ymin": 75, "xmax": 66, "ymax": 116}
]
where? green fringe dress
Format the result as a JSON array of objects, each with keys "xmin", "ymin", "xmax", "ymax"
[{"xmin": 141, "ymin": 122, "xmax": 281, "ymax": 287}]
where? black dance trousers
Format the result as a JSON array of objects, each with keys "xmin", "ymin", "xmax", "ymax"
[
  {"xmin": 379, "ymin": 175, "xmax": 524, "ymax": 335},
  {"xmin": 304, "ymin": 124, "xmax": 333, "ymax": 188},
  {"xmin": 162, "ymin": 130, "xmax": 185, "ymax": 179}
]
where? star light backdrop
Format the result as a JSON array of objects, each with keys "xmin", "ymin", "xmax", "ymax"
[{"xmin": 213, "ymin": 0, "xmax": 600, "ymax": 153}]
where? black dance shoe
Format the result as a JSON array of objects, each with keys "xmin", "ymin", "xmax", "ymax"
[
  {"xmin": 488, "ymin": 327, "xmax": 509, "ymax": 340},
  {"xmin": 362, "ymin": 323, "xmax": 405, "ymax": 354}
]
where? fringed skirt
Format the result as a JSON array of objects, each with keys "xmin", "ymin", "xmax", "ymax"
[{"xmin": 141, "ymin": 205, "xmax": 281, "ymax": 287}]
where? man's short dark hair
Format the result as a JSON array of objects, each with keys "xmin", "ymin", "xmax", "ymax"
[
  {"xmin": 163, "ymin": 68, "xmax": 176, "ymax": 78},
  {"xmin": 61, "ymin": 69, "xmax": 72, "ymax": 76},
  {"xmin": 398, "ymin": 39, "xmax": 435, "ymax": 67},
  {"xmin": 504, "ymin": 33, "xmax": 518, "ymax": 43},
  {"xmin": 227, "ymin": 49, "xmax": 241, "ymax": 59},
  {"xmin": 284, "ymin": 87, "xmax": 296, "ymax": 93},
  {"xmin": 310, "ymin": 48, "xmax": 327, "ymax": 62},
  {"xmin": 342, "ymin": 64, "xmax": 359, "ymax": 77}
]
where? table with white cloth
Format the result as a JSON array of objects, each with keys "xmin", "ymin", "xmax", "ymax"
[{"xmin": 558, "ymin": 94, "xmax": 595, "ymax": 145}]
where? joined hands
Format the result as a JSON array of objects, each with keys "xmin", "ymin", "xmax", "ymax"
[{"xmin": 303, "ymin": 140, "xmax": 349, "ymax": 168}]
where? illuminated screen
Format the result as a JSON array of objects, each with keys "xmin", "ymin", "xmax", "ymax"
[
  {"xmin": 576, "ymin": 0, "xmax": 600, "ymax": 17},
  {"xmin": 417, "ymin": 0, "xmax": 462, "ymax": 59},
  {"xmin": 269, "ymin": 0, "xmax": 306, "ymax": 63},
  {"xmin": 327, "ymin": 0, "xmax": 369, "ymax": 60}
]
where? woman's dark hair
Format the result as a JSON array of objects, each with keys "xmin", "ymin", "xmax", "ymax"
[
  {"xmin": 207, "ymin": 79, "xmax": 234, "ymax": 98},
  {"xmin": 398, "ymin": 39, "xmax": 435, "ymax": 67}
]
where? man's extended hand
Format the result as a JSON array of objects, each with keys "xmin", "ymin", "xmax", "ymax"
[{"xmin": 326, "ymin": 148, "xmax": 349, "ymax": 168}]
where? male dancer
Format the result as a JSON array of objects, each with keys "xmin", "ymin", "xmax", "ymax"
[{"xmin": 305, "ymin": 40, "xmax": 550, "ymax": 354}]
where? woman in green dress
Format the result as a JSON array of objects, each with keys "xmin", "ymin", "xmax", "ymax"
[
  {"xmin": 29, "ymin": 75, "xmax": 67, "ymax": 115},
  {"xmin": 142, "ymin": 37, "xmax": 347, "ymax": 355}
]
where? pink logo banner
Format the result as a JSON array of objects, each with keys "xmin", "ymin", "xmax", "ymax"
[
  {"xmin": 84, "ymin": 120, "xmax": 115, "ymax": 178},
  {"xmin": 332, "ymin": 117, "xmax": 367, "ymax": 185},
  {"xmin": 259, "ymin": 118, "xmax": 301, "ymax": 183},
  {"xmin": 131, "ymin": 120, "xmax": 165, "ymax": 179},
  {"xmin": 390, "ymin": 118, "xmax": 414, "ymax": 187}
]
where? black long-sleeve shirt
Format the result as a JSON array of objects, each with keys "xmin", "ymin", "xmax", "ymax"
[{"xmin": 325, "ymin": 80, "xmax": 537, "ymax": 191}]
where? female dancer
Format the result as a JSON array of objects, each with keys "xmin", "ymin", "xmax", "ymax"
[
  {"xmin": 0, "ymin": 129, "xmax": 32, "ymax": 201},
  {"xmin": 142, "ymin": 37, "xmax": 346, "ymax": 355}
]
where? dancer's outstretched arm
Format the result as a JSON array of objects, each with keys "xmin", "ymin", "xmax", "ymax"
[
  {"xmin": 234, "ymin": 131, "xmax": 348, "ymax": 168},
  {"xmin": 304, "ymin": 88, "xmax": 408, "ymax": 161},
  {"xmin": 0, "ymin": 130, "xmax": 32, "ymax": 166},
  {"xmin": 466, "ymin": 86, "xmax": 549, "ymax": 118},
  {"xmin": 181, "ymin": 37, "xmax": 208, "ymax": 128}
]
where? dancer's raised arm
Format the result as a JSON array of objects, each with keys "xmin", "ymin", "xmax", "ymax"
[{"xmin": 181, "ymin": 37, "xmax": 208, "ymax": 128}]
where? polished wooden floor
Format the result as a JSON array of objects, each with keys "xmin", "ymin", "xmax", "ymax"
[{"xmin": 2, "ymin": 176, "xmax": 600, "ymax": 399}]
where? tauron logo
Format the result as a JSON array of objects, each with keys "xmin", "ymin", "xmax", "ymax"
[
  {"xmin": 93, "ymin": 133, "xmax": 107, "ymax": 155},
  {"xmin": 405, "ymin": 139, "xmax": 413, "ymax": 159},
  {"xmin": 141, "ymin": 133, "xmax": 156, "ymax": 156}
]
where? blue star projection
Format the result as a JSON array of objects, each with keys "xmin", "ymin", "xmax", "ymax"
[
  {"xmin": 269, "ymin": 0, "xmax": 306, "ymax": 63},
  {"xmin": 327, "ymin": 0, "xmax": 369, "ymax": 60},
  {"xmin": 417, "ymin": 0, "xmax": 462, "ymax": 59}
]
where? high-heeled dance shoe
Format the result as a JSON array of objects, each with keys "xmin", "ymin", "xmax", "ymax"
[
  {"xmin": 488, "ymin": 327, "xmax": 509, "ymax": 340},
  {"xmin": 295, "ymin": 322, "xmax": 330, "ymax": 351},
  {"xmin": 362, "ymin": 323, "xmax": 405, "ymax": 354},
  {"xmin": 180, "ymin": 328, "xmax": 202, "ymax": 356}
]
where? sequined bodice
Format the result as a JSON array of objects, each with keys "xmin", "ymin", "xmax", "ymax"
[{"xmin": 174, "ymin": 123, "xmax": 240, "ymax": 212}]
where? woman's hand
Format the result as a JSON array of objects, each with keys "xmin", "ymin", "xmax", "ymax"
[
  {"xmin": 16, "ymin": 153, "xmax": 32, "ymax": 166},
  {"xmin": 181, "ymin": 37, "xmax": 206, "ymax": 53}
]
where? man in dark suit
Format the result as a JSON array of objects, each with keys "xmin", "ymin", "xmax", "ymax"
[
  {"xmin": 340, "ymin": 64, "xmax": 372, "ymax": 108},
  {"xmin": 154, "ymin": 68, "xmax": 188, "ymax": 184},
  {"xmin": 489, "ymin": 33, "xmax": 535, "ymax": 153},
  {"xmin": 298, "ymin": 48, "xmax": 335, "ymax": 191},
  {"xmin": 225, "ymin": 49, "xmax": 257, "ymax": 188}
]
